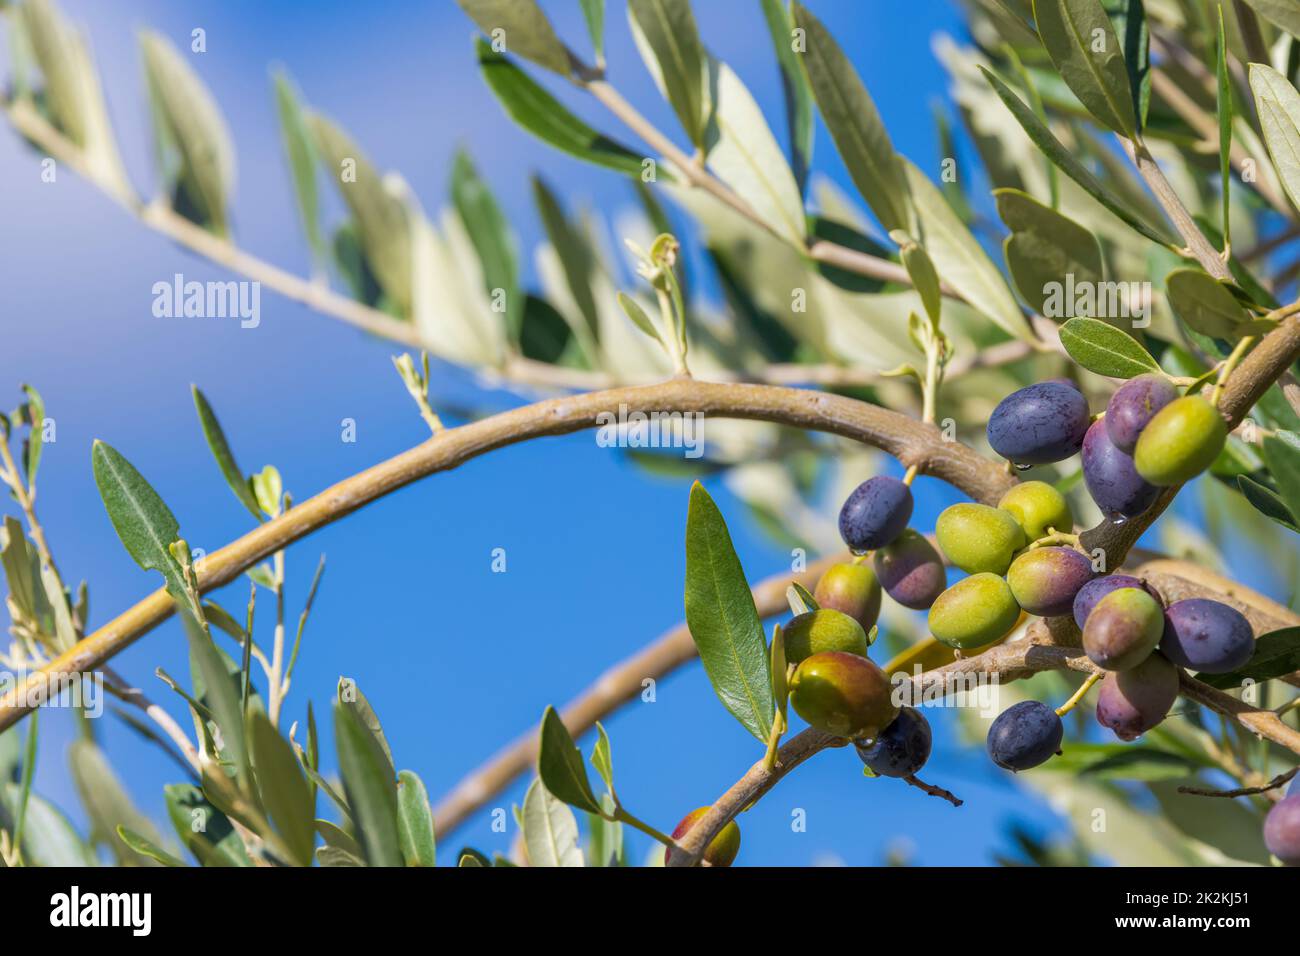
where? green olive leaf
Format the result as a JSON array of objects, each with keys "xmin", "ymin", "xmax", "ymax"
[
  {"xmin": 333, "ymin": 700, "xmax": 403, "ymax": 867},
  {"xmin": 248, "ymin": 710, "xmax": 315, "ymax": 866},
  {"xmin": 455, "ymin": 0, "xmax": 571, "ymax": 75},
  {"xmin": 1236, "ymin": 475, "xmax": 1299, "ymax": 534},
  {"xmin": 1058, "ymin": 317, "xmax": 1159, "ymax": 378},
  {"xmin": 537, "ymin": 705, "xmax": 602, "ymax": 814},
  {"xmin": 451, "ymin": 148, "xmax": 521, "ymax": 344},
  {"xmin": 90, "ymin": 440, "xmax": 185, "ymax": 596},
  {"xmin": 590, "ymin": 722, "xmax": 615, "ymax": 794},
  {"xmin": 760, "ymin": 0, "xmax": 814, "ymax": 194},
  {"xmin": 1032, "ymin": 0, "xmax": 1137, "ymax": 137},
  {"xmin": 1215, "ymin": 7, "xmax": 1232, "ymax": 248},
  {"xmin": 792, "ymin": 1, "xmax": 910, "ymax": 231},
  {"xmin": 192, "ymin": 386, "xmax": 261, "ymax": 521},
  {"xmin": 164, "ymin": 783, "xmax": 251, "ymax": 867},
  {"xmin": 272, "ymin": 69, "xmax": 324, "ymax": 270},
  {"xmin": 628, "ymin": 0, "xmax": 709, "ymax": 146},
  {"xmin": 1249, "ymin": 64, "xmax": 1300, "ymax": 216},
  {"xmin": 1165, "ymin": 268, "xmax": 1249, "ymax": 339},
  {"xmin": 396, "ymin": 769, "xmax": 437, "ymax": 867},
  {"xmin": 1240, "ymin": 0, "xmax": 1300, "ymax": 38},
  {"xmin": 1262, "ymin": 431, "xmax": 1300, "ymax": 534},
  {"xmin": 994, "ymin": 188, "xmax": 1104, "ymax": 319},
  {"xmin": 522, "ymin": 778, "xmax": 585, "ymax": 867},
  {"xmin": 476, "ymin": 38, "xmax": 646, "ymax": 177},
  {"xmin": 684, "ymin": 482, "xmax": 774, "ymax": 743},
  {"xmin": 580, "ymin": 0, "xmax": 605, "ymax": 59}
]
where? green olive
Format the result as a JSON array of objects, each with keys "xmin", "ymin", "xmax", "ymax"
[
  {"xmin": 998, "ymin": 481, "xmax": 1073, "ymax": 541},
  {"xmin": 783, "ymin": 608, "xmax": 869, "ymax": 665},
  {"xmin": 812, "ymin": 563, "xmax": 882, "ymax": 634},
  {"xmin": 788, "ymin": 651, "xmax": 899, "ymax": 739},
  {"xmin": 935, "ymin": 503, "xmax": 1027, "ymax": 575},
  {"xmin": 1133, "ymin": 395, "xmax": 1227, "ymax": 487},
  {"xmin": 928, "ymin": 573, "xmax": 1022, "ymax": 649},
  {"xmin": 665, "ymin": 807, "xmax": 741, "ymax": 866}
]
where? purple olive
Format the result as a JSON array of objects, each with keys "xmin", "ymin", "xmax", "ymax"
[
  {"xmin": 838, "ymin": 476, "xmax": 913, "ymax": 553},
  {"xmin": 1160, "ymin": 599, "xmax": 1254, "ymax": 675},
  {"xmin": 987, "ymin": 382, "xmax": 1090, "ymax": 465},
  {"xmin": 1105, "ymin": 374, "xmax": 1178, "ymax": 455},
  {"xmin": 1073, "ymin": 574, "xmax": 1161, "ymax": 630},
  {"xmin": 1082, "ymin": 419, "xmax": 1159, "ymax": 521},
  {"xmin": 872, "ymin": 530, "xmax": 946, "ymax": 610},
  {"xmin": 1264, "ymin": 795, "xmax": 1300, "ymax": 866},
  {"xmin": 1096, "ymin": 652, "xmax": 1180, "ymax": 741},
  {"xmin": 1006, "ymin": 547, "xmax": 1095, "ymax": 617}
]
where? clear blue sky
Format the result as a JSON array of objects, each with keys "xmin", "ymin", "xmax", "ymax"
[{"xmin": 2, "ymin": 0, "xmax": 1131, "ymax": 866}]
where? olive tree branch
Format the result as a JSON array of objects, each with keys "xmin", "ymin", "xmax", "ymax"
[
  {"xmin": 1177, "ymin": 766, "xmax": 1297, "ymax": 799},
  {"xmin": 0, "ymin": 379, "xmax": 1012, "ymax": 734}
]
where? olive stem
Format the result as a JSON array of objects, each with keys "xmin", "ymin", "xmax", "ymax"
[
  {"xmin": 1055, "ymin": 672, "xmax": 1103, "ymax": 717},
  {"xmin": 1177, "ymin": 766, "xmax": 1297, "ymax": 799},
  {"xmin": 903, "ymin": 774, "xmax": 964, "ymax": 807},
  {"xmin": 1023, "ymin": 529, "xmax": 1082, "ymax": 552},
  {"xmin": 902, "ymin": 464, "xmax": 919, "ymax": 486},
  {"xmin": 612, "ymin": 806, "xmax": 678, "ymax": 850},
  {"xmin": 1211, "ymin": 335, "xmax": 1257, "ymax": 407}
]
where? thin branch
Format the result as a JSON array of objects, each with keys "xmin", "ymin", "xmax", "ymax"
[
  {"xmin": 1177, "ymin": 766, "xmax": 1297, "ymax": 799},
  {"xmin": 904, "ymin": 774, "xmax": 963, "ymax": 807},
  {"xmin": 0, "ymin": 379, "xmax": 1012, "ymax": 734}
]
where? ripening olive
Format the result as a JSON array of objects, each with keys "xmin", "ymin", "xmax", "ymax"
[
  {"xmin": 1264, "ymin": 795, "xmax": 1300, "ymax": 867},
  {"xmin": 838, "ymin": 476, "xmax": 913, "ymax": 553},
  {"xmin": 788, "ymin": 651, "xmax": 899, "ymax": 739},
  {"xmin": 1095, "ymin": 652, "xmax": 1179, "ymax": 741},
  {"xmin": 813, "ymin": 563, "xmax": 882, "ymax": 634},
  {"xmin": 1133, "ymin": 395, "xmax": 1228, "ymax": 487},
  {"xmin": 935, "ymin": 503, "xmax": 1027, "ymax": 576},
  {"xmin": 783, "ymin": 608, "xmax": 869, "ymax": 666},
  {"xmin": 1081, "ymin": 587, "xmax": 1164, "ymax": 671},
  {"xmin": 872, "ymin": 530, "xmax": 946, "ymax": 610},
  {"xmin": 928, "ymin": 573, "xmax": 1022, "ymax": 650},
  {"xmin": 665, "ymin": 807, "xmax": 741, "ymax": 867},
  {"xmin": 1106, "ymin": 374, "xmax": 1178, "ymax": 455},
  {"xmin": 1082, "ymin": 419, "xmax": 1160, "ymax": 521},
  {"xmin": 1159, "ymin": 598, "xmax": 1254, "ymax": 675},
  {"xmin": 1072, "ymin": 574, "xmax": 1162, "ymax": 630},
  {"xmin": 1006, "ymin": 547, "xmax": 1095, "ymax": 618},
  {"xmin": 998, "ymin": 481, "xmax": 1073, "ymax": 541},
  {"xmin": 855, "ymin": 706, "xmax": 931, "ymax": 778}
]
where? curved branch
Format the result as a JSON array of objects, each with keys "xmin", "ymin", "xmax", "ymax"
[{"xmin": 0, "ymin": 379, "xmax": 1010, "ymax": 733}]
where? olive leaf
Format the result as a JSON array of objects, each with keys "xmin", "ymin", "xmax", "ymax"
[
  {"xmin": 90, "ymin": 440, "xmax": 185, "ymax": 596},
  {"xmin": 590, "ymin": 722, "xmax": 615, "ymax": 794},
  {"xmin": 19, "ymin": 383, "xmax": 44, "ymax": 488},
  {"xmin": 580, "ymin": 0, "xmax": 606, "ymax": 59},
  {"xmin": 476, "ymin": 38, "xmax": 646, "ymax": 177},
  {"xmin": 684, "ymin": 482, "xmax": 774, "ymax": 743},
  {"xmin": 1262, "ymin": 431, "xmax": 1300, "ymax": 533},
  {"xmin": 337, "ymin": 677, "xmax": 395, "ymax": 782},
  {"xmin": 618, "ymin": 292, "xmax": 663, "ymax": 346},
  {"xmin": 892, "ymin": 232, "xmax": 942, "ymax": 327},
  {"xmin": 140, "ymin": 31, "xmax": 235, "ymax": 236},
  {"xmin": 248, "ymin": 710, "xmax": 315, "ymax": 866},
  {"xmin": 2, "ymin": 784, "xmax": 96, "ymax": 867},
  {"xmin": 537, "ymin": 705, "xmax": 602, "ymax": 815},
  {"xmin": 1241, "ymin": 0, "xmax": 1300, "ymax": 38},
  {"xmin": 703, "ymin": 57, "xmax": 807, "ymax": 245},
  {"xmin": 533, "ymin": 176, "xmax": 600, "ymax": 359},
  {"xmin": 1236, "ymin": 475, "xmax": 1299, "ymax": 534},
  {"xmin": 455, "ymin": 0, "xmax": 571, "ymax": 75},
  {"xmin": 309, "ymin": 113, "xmax": 411, "ymax": 316},
  {"xmin": 1215, "ymin": 7, "xmax": 1232, "ymax": 248},
  {"xmin": 192, "ymin": 386, "xmax": 261, "ymax": 520},
  {"xmin": 905, "ymin": 159, "xmax": 1030, "ymax": 341},
  {"xmin": 272, "ymin": 69, "xmax": 324, "ymax": 270},
  {"xmin": 981, "ymin": 66, "xmax": 1175, "ymax": 246},
  {"xmin": 628, "ymin": 0, "xmax": 709, "ymax": 147},
  {"xmin": 792, "ymin": 1, "xmax": 910, "ymax": 232},
  {"xmin": 995, "ymin": 188, "xmax": 1104, "ymax": 319},
  {"xmin": 1249, "ymin": 64, "xmax": 1300, "ymax": 216},
  {"xmin": 760, "ymin": 0, "xmax": 814, "ymax": 194},
  {"xmin": 451, "ymin": 148, "xmax": 521, "ymax": 344},
  {"xmin": 521, "ymin": 778, "xmax": 585, "ymax": 867},
  {"xmin": 186, "ymin": 616, "xmax": 251, "ymax": 785},
  {"xmin": 20, "ymin": 0, "xmax": 88, "ymax": 145},
  {"xmin": 396, "ymin": 770, "xmax": 437, "ymax": 867},
  {"xmin": 333, "ymin": 700, "xmax": 403, "ymax": 867},
  {"xmin": 1058, "ymin": 317, "xmax": 1159, "ymax": 378},
  {"xmin": 164, "ymin": 783, "xmax": 250, "ymax": 867},
  {"xmin": 1199, "ymin": 627, "xmax": 1300, "ymax": 689},
  {"xmin": 1109, "ymin": 0, "xmax": 1150, "ymax": 131},
  {"xmin": 69, "ymin": 738, "xmax": 169, "ymax": 866},
  {"xmin": 116, "ymin": 827, "xmax": 185, "ymax": 867},
  {"xmin": 1032, "ymin": 0, "xmax": 1137, "ymax": 137},
  {"xmin": 1165, "ymin": 269, "xmax": 1250, "ymax": 339}
]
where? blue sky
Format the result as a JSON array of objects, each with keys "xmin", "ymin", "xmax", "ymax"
[{"xmin": 0, "ymin": 0, "xmax": 1131, "ymax": 866}]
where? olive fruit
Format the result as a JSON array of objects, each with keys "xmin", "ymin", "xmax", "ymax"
[
  {"xmin": 839, "ymin": 476, "xmax": 913, "ymax": 552},
  {"xmin": 855, "ymin": 706, "xmax": 931, "ymax": 778},
  {"xmin": 1159, "ymin": 599, "xmax": 1254, "ymax": 675},
  {"xmin": 788, "ymin": 651, "xmax": 899, "ymax": 739},
  {"xmin": 1095, "ymin": 652, "xmax": 1179, "ymax": 741},
  {"xmin": 1133, "ymin": 395, "xmax": 1228, "ymax": 487},
  {"xmin": 935, "ymin": 503, "xmax": 1027, "ymax": 575},
  {"xmin": 987, "ymin": 382, "xmax": 1090, "ymax": 465},
  {"xmin": 783, "ymin": 608, "xmax": 869, "ymax": 666},
  {"xmin": 813, "ymin": 563, "xmax": 882, "ymax": 634},
  {"xmin": 1081, "ymin": 587, "xmax": 1164, "ymax": 671},
  {"xmin": 1264, "ymin": 795, "xmax": 1300, "ymax": 866},
  {"xmin": 986, "ymin": 700, "xmax": 1063, "ymax": 772},
  {"xmin": 872, "ymin": 530, "xmax": 946, "ymax": 610},
  {"xmin": 1006, "ymin": 547, "xmax": 1094, "ymax": 618},
  {"xmin": 1073, "ymin": 574, "xmax": 1160, "ymax": 630},
  {"xmin": 665, "ymin": 807, "xmax": 741, "ymax": 867},
  {"xmin": 928, "ymin": 573, "xmax": 1021, "ymax": 649},
  {"xmin": 1081, "ymin": 420, "xmax": 1159, "ymax": 521},
  {"xmin": 998, "ymin": 481, "xmax": 1073, "ymax": 541},
  {"xmin": 1106, "ymin": 374, "xmax": 1178, "ymax": 454}
]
